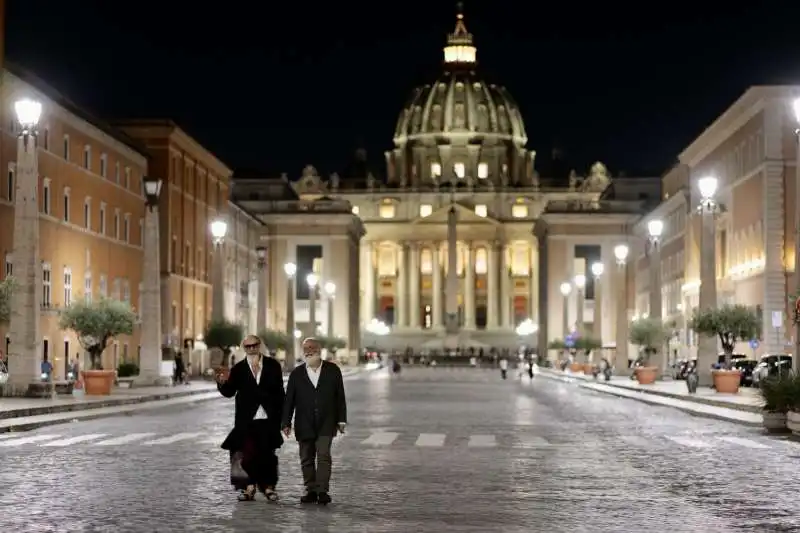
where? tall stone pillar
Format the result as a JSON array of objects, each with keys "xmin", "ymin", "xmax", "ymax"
[
  {"xmin": 409, "ymin": 243, "xmax": 420, "ymax": 329},
  {"xmin": 529, "ymin": 246, "xmax": 538, "ymax": 323},
  {"xmin": 396, "ymin": 243, "xmax": 408, "ymax": 328},
  {"xmin": 445, "ymin": 207, "xmax": 459, "ymax": 333},
  {"xmin": 648, "ymin": 241, "xmax": 664, "ymax": 373},
  {"xmin": 536, "ymin": 230, "xmax": 549, "ymax": 360},
  {"xmin": 500, "ymin": 243, "xmax": 512, "ymax": 328},
  {"xmin": 137, "ymin": 205, "xmax": 168, "ymax": 385},
  {"xmin": 593, "ymin": 274, "xmax": 603, "ymax": 344},
  {"xmin": 211, "ymin": 242, "xmax": 225, "ymax": 321},
  {"xmin": 762, "ymin": 161, "xmax": 787, "ymax": 354},
  {"xmin": 362, "ymin": 241, "xmax": 375, "ymax": 324},
  {"xmin": 432, "ymin": 243, "xmax": 443, "ymax": 328},
  {"xmin": 698, "ymin": 207, "xmax": 717, "ymax": 386},
  {"xmin": 464, "ymin": 243, "xmax": 475, "ymax": 329},
  {"xmin": 6, "ymin": 130, "xmax": 42, "ymax": 395},
  {"xmin": 487, "ymin": 242, "xmax": 499, "ymax": 328},
  {"xmin": 614, "ymin": 263, "xmax": 629, "ymax": 374}
]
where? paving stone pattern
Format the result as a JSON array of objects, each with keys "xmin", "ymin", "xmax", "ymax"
[{"xmin": 0, "ymin": 367, "xmax": 798, "ymax": 532}]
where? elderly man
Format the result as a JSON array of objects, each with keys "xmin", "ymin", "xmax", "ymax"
[{"xmin": 282, "ymin": 337, "xmax": 347, "ymax": 505}]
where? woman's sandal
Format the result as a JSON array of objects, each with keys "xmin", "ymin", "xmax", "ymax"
[
  {"xmin": 238, "ymin": 485, "xmax": 257, "ymax": 501},
  {"xmin": 262, "ymin": 487, "xmax": 279, "ymax": 502}
]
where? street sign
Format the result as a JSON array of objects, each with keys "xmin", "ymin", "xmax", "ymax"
[
  {"xmin": 772, "ymin": 311, "xmax": 783, "ymax": 329},
  {"xmin": 749, "ymin": 339, "xmax": 759, "ymax": 350}
]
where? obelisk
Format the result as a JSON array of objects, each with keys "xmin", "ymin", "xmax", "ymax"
[{"xmin": 445, "ymin": 206, "xmax": 459, "ymax": 334}]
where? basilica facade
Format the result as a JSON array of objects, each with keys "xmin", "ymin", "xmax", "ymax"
[{"xmin": 233, "ymin": 10, "xmax": 660, "ymax": 361}]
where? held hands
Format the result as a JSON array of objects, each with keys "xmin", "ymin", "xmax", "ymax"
[{"xmin": 282, "ymin": 426, "xmax": 292, "ymax": 437}]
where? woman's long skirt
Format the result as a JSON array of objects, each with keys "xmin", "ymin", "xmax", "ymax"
[{"xmin": 228, "ymin": 420, "xmax": 280, "ymax": 490}]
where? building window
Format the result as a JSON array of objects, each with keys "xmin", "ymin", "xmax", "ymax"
[
  {"xmin": 454, "ymin": 162, "xmax": 465, "ymax": 179},
  {"xmin": 114, "ymin": 211, "xmax": 120, "ymax": 239},
  {"xmin": 511, "ymin": 205, "xmax": 528, "ymax": 218},
  {"xmin": 123, "ymin": 214, "xmax": 130, "ymax": 243},
  {"xmin": 63, "ymin": 267, "xmax": 73, "ymax": 305},
  {"xmin": 63, "ymin": 135, "xmax": 70, "ymax": 160},
  {"xmin": 351, "ymin": 206, "xmax": 359, "ymax": 215},
  {"xmin": 42, "ymin": 178, "xmax": 51, "ymax": 214},
  {"xmin": 83, "ymin": 145, "xmax": 91, "ymax": 170},
  {"xmin": 4, "ymin": 253, "xmax": 12, "ymax": 277},
  {"xmin": 114, "ymin": 162, "xmax": 120, "ymax": 184},
  {"xmin": 475, "ymin": 204, "xmax": 488, "ymax": 217},
  {"xmin": 84, "ymin": 198, "xmax": 91, "ymax": 230},
  {"xmin": 420, "ymin": 248, "xmax": 433, "ymax": 274},
  {"xmin": 42, "ymin": 263, "xmax": 51, "ymax": 308},
  {"xmin": 379, "ymin": 202, "xmax": 395, "ymax": 219},
  {"xmin": 63, "ymin": 188, "xmax": 70, "ymax": 222},
  {"xmin": 431, "ymin": 162, "xmax": 442, "ymax": 178},
  {"xmin": 122, "ymin": 280, "xmax": 130, "ymax": 303},
  {"xmin": 6, "ymin": 165, "xmax": 14, "ymax": 202},
  {"xmin": 424, "ymin": 304, "xmax": 432, "ymax": 329},
  {"xmin": 477, "ymin": 162, "xmax": 488, "ymax": 179},
  {"xmin": 84, "ymin": 272, "xmax": 92, "ymax": 303},
  {"xmin": 99, "ymin": 203, "xmax": 106, "ymax": 234},
  {"xmin": 475, "ymin": 248, "xmax": 488, "ymax": 274},
  {"xmin": 100, "ymin": 153, "xmax": 108, "ymax": 178},
  {"xmin": 112, "ymin": 278, "xmax": 121, "ymax": 300},
  {"xmin": 99, "ymin": 274, "xmax": 107, "ymax": 298},
  {"xmin": 43, "ymin": 128, "xmax": 50, "ymax": 151},
  {"xmin": 419, "ymin": 204, "xmax": 432, "ymax": 218},
  {"xmin": 124, "ymin": 167, "xmax": 131, "ymax": 189}
]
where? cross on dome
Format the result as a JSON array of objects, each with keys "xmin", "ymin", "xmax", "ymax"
[{"xmin": 443, "ymin": 3, "xmax": 476, "ymax": 65}]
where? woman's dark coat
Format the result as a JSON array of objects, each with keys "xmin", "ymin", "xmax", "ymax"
[{"xmin": 218, "ymin": 356, "xmax": 285, "ymax": 451}]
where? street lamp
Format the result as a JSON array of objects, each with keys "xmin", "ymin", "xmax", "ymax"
[
  {"xmin": 613, "ymin": 243, "xmax": 630, "ymax": 375},
  {"xmin": 324, "ymin": 282, "xmax": 336, "ymax": 338},
  {"xmin": 574, "ymin": 274, "xmax": 586, "ymax": 289},
  {"xmin": 591, "ymin": 262, "xmax": 604, "ymax": 279},
  {"xmin": 614, "ymin": 244, "xmax": 629, "ymax": 266},
  {"xmin": 697, "ymin": 176, "xmax": 718, "ymax": 210},
  {"xmin": 6, "ymin": 98, "xmax": 43, "ymax": 395},
  {"xmin": 647, "ymin": 219, "xmax": 663, "ymax": 241},
  {"xmin": 209, "ymin": 218, "xmax": 228, "ymax": 322},
  {"xmin": 284, "ymin": 262, "xmax": 297, "ymax": 369},
  {"xmin": 210, "ymin": 218, "xmax": 228, "ymax": 245},
  {"xmin": 306, "ymin": 273, "xmax": 319, "ymax": 338},
  {"xmin": 255, "ymin": 246, "xmax": 267, "ymax": 333},
  {"xmin": 138, "ymin": 175, "xmax": 167, "ymax": 385},
  {"xmin": 560, "ymin": 282, "xmax": 572, "ymax": 296}
]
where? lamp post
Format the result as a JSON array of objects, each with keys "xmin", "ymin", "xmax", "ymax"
[
  {"xmin": 306, "ymin": 273, "xmax": 318, "ymax": 338},
  {"xmin": 647, "ymin": 218, "xmax": 667, "ymax": 377},
  {"xmin": 137, "ymin": 175, "xmax": 168, "ymax": 385},
  {"xmin": 284, "ymin": 262, "xmax": 297, "ymax": 369},
  {"xmin": 324, "ymin": 281, "xmax": 336, "ymax": 338},
  {"xmin": 591, "ymin": 261, "xmax": 604, "ymax": 345},
  {"xmin": 574, "ymin": 273, "xmax": 586, "ymax": 334},
  {"xmin": 560, "ymin": 281, "xmax": 572, "ymax": 338},
  {"xmin": 210, "ymin": 218, "xmax": 228, "ymax": 322},
  {"xmin": 6, "ymin": 99, "xmax": 43, "ymax": 396},
  {"xmin": 613, "ymin": 244, "xmax": 630, "ymax": 374},
  {"xmin": 697, "ymin": 175, "xmax": 719, "ymax": 385},
  {"xmin": 255, "ymin": 246, "xmax": 267, "ymax": 333},
  {"xmin": 792, "ymin": 98, "xmax": 800, "ymax": 371}
]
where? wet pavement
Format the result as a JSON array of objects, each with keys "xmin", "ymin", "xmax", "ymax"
[{"xmin": 1, "ymin": 366, "xmax": 798, "ymax": 532}]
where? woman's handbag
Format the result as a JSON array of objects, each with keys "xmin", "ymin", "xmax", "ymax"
[{"xmin": 230, "ymin": 452, "xmax": 249, "ymax": 485}]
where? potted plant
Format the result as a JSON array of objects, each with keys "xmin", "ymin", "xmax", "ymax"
[
  {"xmin": 628, "ymin": 317, "xmax": 669, "ymax": 385},
  {"xmin": 205, "ymin": 319, "xmax": 244, "ymax": 376},
  {"xmin": 59, "ymin": 298, "xmax": 136, "ymax": 395},
  {"xmin": 757, "ymin": 373, "xmax": 795, "ymax": 432},
  {"xmin": 689, "ymin": 305, "xmax": 761, "ymax": 394},
  {"xmin": 574, "ymin": 337, "xmax": 601, "ymax": 374},
  {"xmin": 548, "ymin": 339, "xmax": 575, "ymax": 371},
  {"xmin": 258, "ymin": 328, "xmax": 291, "ymax": 357},
  {"xmin": 786, "ymin": 372, "xmax": 800, "ymax": 437}
]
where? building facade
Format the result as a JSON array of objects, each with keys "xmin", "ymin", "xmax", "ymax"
[
  {"xmin": 224, "ymin": 203, "xmax": 263, "ymax": 333},
  {"xmin": 0, "ymin": 68, "xmax": 148, "ymax": 378}
]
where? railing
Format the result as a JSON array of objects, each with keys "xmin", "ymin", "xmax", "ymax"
[{"xmin": 544, "ymin": 199, "xmax": 646, "ymax": 214}]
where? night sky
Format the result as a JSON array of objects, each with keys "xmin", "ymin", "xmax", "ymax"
[{"xmin": 7, "ymin": 1, "xmax": 800, "ymax": 179}]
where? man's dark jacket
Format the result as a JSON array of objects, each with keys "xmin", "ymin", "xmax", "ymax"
[
  {"xmin": 218, "ymin": 356, "xmax": 285, "ymax": 451},
  {"xmin": 281, "ymin": 361, "xmax": 347, "ymax": 441}
]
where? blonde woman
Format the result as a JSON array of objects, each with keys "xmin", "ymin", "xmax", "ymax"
[{"xmin": 216, "ymin": 334, "xmax": 285, "ymax": 502}]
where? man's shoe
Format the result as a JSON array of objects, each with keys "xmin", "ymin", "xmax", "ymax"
[
  {"xmin": 317, "ymin": 492, "xmax": 331, "ymax": 505},
  {"xmin": 300, "ymin": 490, "xmax": 318, "ymax": 504}
]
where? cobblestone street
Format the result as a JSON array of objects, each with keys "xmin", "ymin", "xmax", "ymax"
[{"xmin": 1, "ymin": 367, "xmax": 799, "ymax": 532}]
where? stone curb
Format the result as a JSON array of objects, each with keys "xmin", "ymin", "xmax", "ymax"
[{"xmin": 535, "ymin": 370, "xmax": 763, "ymax": 427}]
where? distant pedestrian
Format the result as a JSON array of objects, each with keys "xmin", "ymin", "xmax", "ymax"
[
  {"xmin": 217, "ymin": 334, "xmax": 285, "ymax": 502},
  {"xmin": 282, "ymin": 337, "xmax": 347, "ymax": 505},
  {"xmin": 499, "ymin": 357, "xmax": 508, "ymax": 380}
]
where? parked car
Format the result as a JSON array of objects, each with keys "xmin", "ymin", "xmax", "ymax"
[
  {"xmin": 752, "ymin": 354, "xmax": 793, "ymax": 386},
  {"xmin": 0, "ymin": 360, "xmax": 7, "ymax": 385},
  {"xmin": 731, "ymin": 358, "xmax": 757, "ymax": 386}
]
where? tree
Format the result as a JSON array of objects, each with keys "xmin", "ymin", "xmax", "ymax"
[
  {"xmin": 319, "ymin": 335, "xmax": 346, "ymax": 355},
  {"xmin": 59, "ymin": 298, "xmax": 136, "ymax": 370},
  {"xmin": 0, "ymin": 276, "xmax": 15, "ymax": 325},
  {"xmin": 629, "ymin": 317, "xmax": 670, "ymax": 366},
  {"xmin": 258, "ymin": 328, "xmax": 291, "ymax": 353},
  {"xmin": 574, "ymin": 336, "xmax": 601, "ymax": 362},
  {"xmin": 204, "ymin": 319, "xmax": 244, "ymax": 356},
  {"xmin": 689, "ymin": 304, "xmax": 761, "ymax": 369}
]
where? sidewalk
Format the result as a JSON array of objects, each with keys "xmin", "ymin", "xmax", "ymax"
[{"xmin": 537, "ymin": 368, "xmax": 764, "ymax": 427}]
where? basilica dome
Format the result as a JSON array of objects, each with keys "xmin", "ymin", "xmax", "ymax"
[{"xmin": 392, "ymin": 11, "xmax": 527, "ymax": 147}]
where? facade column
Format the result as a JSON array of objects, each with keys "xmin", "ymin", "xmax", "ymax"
[
  {"xmin": 464, "ymin": 242, "xmax": 475, "ymax": 329},
  {"xmin": 487, "ymin": 241, "xmax": 500, "ymax": 328},
  {"xmin": 432, "ymin": 242, "xmax": 443, "ymax": 328},
  {"xmin": 396, "ymin": 242, "xmax": 408, "ymax": 328},
  {"xmin": 408, "ymin": 243, "xmax": 420, "ymax": 329},
  {"xmin": 529, "ymin": 245, "xmax": 538, "ymax": 323},
  {"xmin": 500, "ymin": 243, "xmax": 512, "ymax": 328},
  {"xmin": 698, "ymin": 205, "xmax": 718, "ymax": 386},
  {"xmin": 362, "ymin": 241, "xmax": 375, "ymax": 324},
  {"xmin": 535, "ymin": 227, "xmax": 549, "ymax": 360}
]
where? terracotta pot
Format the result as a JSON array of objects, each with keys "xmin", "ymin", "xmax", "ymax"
[
  {"xmin": 635, "ymin": 366, "xmax": 658, "ymax": 385},
  {"xmin": 568, "ymin": 363, "xmax": 583, "ymax": 373},
  {"xmin": 762, "ymin": 411, "xmax": 788, "ymax": 433},
  {"xmin": 712, "ymin": 369, "xmax": 741, "ymax": 394},
  {"xmin": 787, "ymin": 411, "xmax": 800, "ymax": 436},
  {"xmin": 582, "ymin": 363, "xmax": 594, "ymax": 374},
  {"xmin": 81, "ymin": 370, "xmax": 116, "ymax": 396}
]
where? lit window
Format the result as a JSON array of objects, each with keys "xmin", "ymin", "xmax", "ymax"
[
  {"xmin": 351, "ymin": 205, "xmax": 360, "ymax": 215},
  {"xmin": 419, "ymin": 204, "xmax": 432, "ymax": 217},
  {"xmin": 475, "ymin": 248, "xmax": 488, "ymax": 274},
  {"xmin": 454, "ymin": 163, "xmax": 465, "ymax": 179},
  {"xmin": 477, "ymin": 163, "xmax": 488, "ymax": 179},
  {"xmin": 475, "ymin": 205, "xmax": 487, "ymax": 217},
  {"xmin": 420, "ymin": 248, "xmax": 433, "ymax": 274},
  {"xmin": 379, "ymin": 203, "xmax": 395, "ymax": 219},
  {"xmin": 431, "ymin": 163, "xmax": 442, "ymax": 178},
  {"xmin": 512, "ymin": 205, "xmax": 528, "ymax": 218}
]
